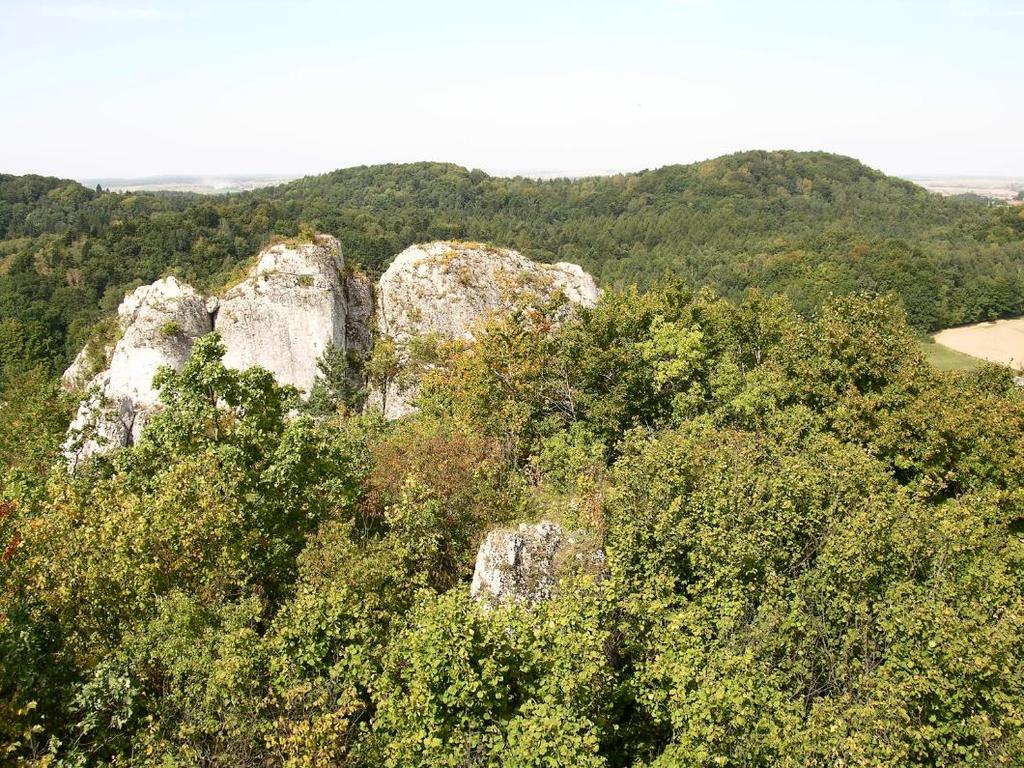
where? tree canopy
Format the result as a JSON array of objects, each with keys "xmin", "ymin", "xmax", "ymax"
[
  {"xmin": 2, "ymin": 287, "xmax": 1023, "ymax": 766},
  {"xmin": 1, "ymin": 151, "xmax": 1023, "ymax": 382}
]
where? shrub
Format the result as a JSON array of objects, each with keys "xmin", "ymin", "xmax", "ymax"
[{"xmin": 159, "ymin": 320, "xmax": 182, "ymax": 338}]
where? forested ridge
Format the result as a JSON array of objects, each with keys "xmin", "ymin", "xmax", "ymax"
[{"xmin": 2, "ymin": 150, "xmax": 1023, "ymax": 381}]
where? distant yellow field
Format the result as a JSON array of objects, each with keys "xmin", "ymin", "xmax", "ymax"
[{"xmin": 933, "ymin": 318, "xmax": 1024, "ymax": 370}]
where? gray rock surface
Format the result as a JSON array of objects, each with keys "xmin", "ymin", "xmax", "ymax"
[
  {"xmin": 470, "ymin": 520, "xmax": 606, "ymax": 607},
  {"xmin": 62, "ymin": 238, "xmax": 351, "ymax": 468},
  {"xmin": 217, "ymin": 235, "xmax": 347, "ymax": 392},
  {"xmin": 63, "ymin": 277, "xmax": 212, "ymax": 468},
  {"xmin": 372, "ymin": 241, "xmax": 600, "ymax": 418}
]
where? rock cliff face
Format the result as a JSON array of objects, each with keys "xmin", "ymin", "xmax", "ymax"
[
  {"xmin": 62, "ymin": 237, "xmax": 600, "ymax": 466},
  {"xmin": 470, "ymin": 520, "xmax": 606, "ymax": 607},
  {"xmin": 376, "ymin": 241, "xmax": 599, "ymax": 346},
  {"xmin": 63, "ymin": 277, "xmax": 212, "ymax": 469},
  {"xmin": 62, "ymin": 239, "xmax": 348, "ymax": 468},
  {"xmin": 373, "ymin": 241, "xmax": 600, "ymax": 418},
  {"xmin": 218, "ymin": 235, "xmax": 346, "ymax": 392},
  {"xmin": 106, "ymin": 278, "xmax": 213, "ymax": 409}
]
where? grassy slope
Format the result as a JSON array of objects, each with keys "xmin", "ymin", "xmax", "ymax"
[{"xmin": 920, "ymin": 339, "xmax": 985, "ymax": 371}]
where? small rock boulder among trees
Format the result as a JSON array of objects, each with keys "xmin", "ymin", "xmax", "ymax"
[{"xmin": 470, "ymin": 520, "xmax": 606, "ymax": 606}]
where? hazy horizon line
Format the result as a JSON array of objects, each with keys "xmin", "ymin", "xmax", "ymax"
[{"xmin": 67, "ymin": 161, "xmax": 1024, "ymax": 188}]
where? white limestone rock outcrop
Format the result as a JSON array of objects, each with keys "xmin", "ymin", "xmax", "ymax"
[
  {"xmin": 373, "ymin": 241, "xmax": 600, "ymax": 418},
  {"xmin": 470, "ymin": 520, "xmax": 607, "ymax": 607},
  {"xmin": 217, "ymin": 235, "xmax": 347, "ymax": 392},
  {"xmin": 61, "ymin": 236, "xmax": 602, "ymax": 467},
  {"xmin": 63, "ymin": 277, "xmax": 212, "ymax": 468},
  {"xmin": 61, "ymin": 344, "xmax": 110, "ymax": 391},
  {"xmin": 63, "ymin": 371, "xmax": 133, "ymax": 466},
  {"xmin": 106, "ymin": 278, "xmax": 213, "ymax": 408}
]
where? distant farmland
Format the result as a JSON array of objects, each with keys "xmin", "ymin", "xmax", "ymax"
[
  {"xmin": 906, "ymin": 175, "xmax": 1024, "ymax": 203},
  {"xmin": 933, "ymin": 317, "xmax": 1024, "ymax": 370}
]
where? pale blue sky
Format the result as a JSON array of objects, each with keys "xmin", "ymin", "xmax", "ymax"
[{"xmin": 1, "ymin": 0, "xmax": 1021, "ymax": 179}]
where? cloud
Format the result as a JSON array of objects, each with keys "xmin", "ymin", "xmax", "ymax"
[{"xmin": 34, "ymin": 2, "xmax": 166, "ymax": 20}]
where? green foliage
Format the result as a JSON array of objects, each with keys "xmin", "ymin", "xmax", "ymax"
[
  {"xmin": 0, "ymin": 366, "xmax": 73, "ymax": 479},
  {"xmin": 3, "ymin": 283, "xmax": 1024, "ymax": 765},
  {"xmin": 370, "ymin": 588, "xmax": 615, "ymax": 767},
  {"xmin": 158, "ymin": 320, "xmax": 182, "ymax": 338},
  {"xmin": 302, "ymin": 343, "xmax": 365, "ymax": 417},
  {"xmin": 609, "ymin": 425, "xmax": 1024, "ymax": 765},
  {"xmin": 363, "ymin": 336, "xmax": 401, "ymax": 413}
]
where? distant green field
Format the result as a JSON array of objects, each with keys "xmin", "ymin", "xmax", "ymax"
[{"xmin": 920, "ymin": 339, "xmax": 985, "ymax": 371}]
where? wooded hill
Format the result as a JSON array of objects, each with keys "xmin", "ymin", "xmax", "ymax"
[{"xmin": 2, "ymin": 150, "xmax": 1023, "ymax": 380}]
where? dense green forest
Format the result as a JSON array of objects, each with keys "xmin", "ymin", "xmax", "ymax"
[
  {"xmin": 2, "ymin": 286, "xmax": 1023, "ymax": 765},
  {"xmin": 2, "ymin": 150, "xmax": 1024, "ymax": 383},
  {"xmin": 2, "ymin": 152, "xmax": 1024, "ymax": 765}
]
